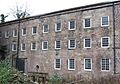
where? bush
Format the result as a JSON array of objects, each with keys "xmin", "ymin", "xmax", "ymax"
[{"xmin": 49, "ymin": 74, "xmax": 63, "ymax": 84}]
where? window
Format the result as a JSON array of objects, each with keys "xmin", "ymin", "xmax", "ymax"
[
  {"xmin": 101, "ymin": 58, "xmax": 110, "ymax": 71},
  {"xmin": 55, "ymin": 22, "xmax": 61, "ymax": 32},
  {"xmin": 84, "ymin": 38, "xmax": 91, "ymax": 48},
  {"xmin": 84, "ymin": 18, "xmax": 91, "ymax": 28},
  {"xmin": 32, "ymin": 26, "xmax": 37, "ymax": 35},
  {"xmin": 55, "ymin": 40, "xmax": 61, "ymax": 49},
  {"xmin": 101, "ymin": 16, "xmax": 109, "ymax": 26},
  {"xmin": 54, "ymin": 59, "xmax": 61, "ymax": 70},
  {"xmin": 68, "ymin": 20, "xmax": 76, "ymax": 30},
  {"xmin": 68, "ymin": 39, "xmax": 76, "ymax": 49},
  {"xmin": 0, "ymin": 31, "xmax": 1, "ymax": 37},
  {"xmin": 12, "ymin": 43, "xmax": 17, "ymax": 51},
  {"xmin": 42, "ymin": 41, "xmax": 48, "ymax": 50},
  {"xmin": 21, "ymin": 43, "xmax": 26, "ymax": 51},
  {"xmin": 31, "ymin": 42, "xmax": 37, "ymax": 50},
  {"xmin": 84, "ymin": 58, "xmax": 92, "ymax": 71},
  {"xmin": 5, "ymin": 31, "xmax": 9, "ymax": 38},
  {"xmin": 13, "ymin": 29, "xmax": 17, "ymax": 37},
  {"xmin": 22, "ymin": 28, "xmax": 26, "ymax": 36},
  {"xmin": 43, "ymin": 24, "xmax": 49, "ymax": 33},
  {"xmin": 101, "ymin": 37, "xmax": 110, "ymax": 48},
  {"xmin": 68, "ymin": 59, "xmax": 75, "ymax": 70}
]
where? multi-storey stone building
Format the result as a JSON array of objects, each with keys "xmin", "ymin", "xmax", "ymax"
[{"xmin": 0, "ymin": 1, "xmax": 120, "ymax": 79}]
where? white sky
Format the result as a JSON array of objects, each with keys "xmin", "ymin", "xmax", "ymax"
[{"xmin": 0, "ymin": 0, "xmax": 116, "ymax": 21}]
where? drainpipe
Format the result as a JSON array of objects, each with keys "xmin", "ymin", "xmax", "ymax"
[{"xmin": 112, "ymin": 2, "xmax": 116, "ymax": 74}]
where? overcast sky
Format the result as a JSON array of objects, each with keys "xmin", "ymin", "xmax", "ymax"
[{"xmin": 0, "ymin": 0, "xmax": 117, "ymax": 21}]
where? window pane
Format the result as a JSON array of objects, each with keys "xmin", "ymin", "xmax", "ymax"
[
  {"xmin": 44, "ymin": 25, "xmax": 48, "ymax": 32},
  {"xmin": 102, "ymin": 16, "xmax": 108, "ymax": 26},
  {"xmin": 69, "ymin": 21, "xmax": 75, "ymax": 29},
  {"xmin": 32, "ymin": 43, "xmax": 36, "ymax": 49},
  {"xmin": 56, "ymin": 41, "xmax": 61, "ymax": 49},
  {"xmin": 69, "ymin": 59, "xmax": 75, "ymax": 69},
  {"xmin": 22, "ymin": 28, "xmax": 26, "ymax": 35},
  {"xmin": 85, "ymin": 18, "xmax": 90, "ymax": 28},
  {"xmin": 0, "ymin": 31, "xmax": 2, "ymax": 37},
  {"xmin": 43, "ymin": 42, "xmax": 48, "ymax": 49},
  {"xmin": 56, "ymin": 23, "xmax": 61, "ymax": 31},
  {"xmin": 102, "ymin": 37, "xmax": 109, "ymax": 47},
  {"xmin": 32, "ymin": 27, "xmax": 37, "ymax": 34},
  {"xmin": 69, "ymin": 40, "xmax": 75, "ymax": 48},
  {"xmin": 55, "ymin": 59, "xmax": 60, "ymax": 69},
  {"xmin": 21, "ymin": 43, "xmax": 25, "ymax": 50},
  {"xmin": 85, "ymin": 39, "xmax": 91, "ymax": 48},
  {"xmin": 101, "ymin": 59, "xmax": 110, "ymax": 70},
  {"xmin": 85, "ymin": 59, "xmax": 91, "ymax": 70}
]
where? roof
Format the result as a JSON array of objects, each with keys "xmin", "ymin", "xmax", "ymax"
[{"xmin": 0, "ymin": 0, "xmax": 120, "ymax": 26}]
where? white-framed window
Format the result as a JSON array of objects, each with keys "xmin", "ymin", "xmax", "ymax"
[
  {"xmin": 84, "ymin": 58, "xmax": 92, "ymax": 71},
  {"xmin": 5, "ymin": 31, "xmax": 9, "ymax": 38},
  {"xmin": 68, "ymin": 39, "xmax": 76, "ymax": 49},
  {"xmin": 31, "ymin": 42, "xmax": 37, "ymax": 50},
  {"xmin": 55, "ymin": 40, "xmax": 61, "ymax": 49},
  {"xmin": 42, "ymin": 41, "xmax": 48, "ymax": 50},
  {"xmin": 101, "ymin": 37, "xmax": 110, "ymax": 48},
  {"xmin": 54, "ymin": 59, "xmax": 61, "ymax": 70},
  {"xmin": 84, "ymin": 38, "xmax": 92, "ymax": 48},
  {"xmin": 21, "ymin": 43, "xmax": 26, "ymax": 51},
  {"xmin": 68, "ymin": 59, "xmax": 75, "ymax": 70},
  {"xmin": 0, "ymin": 31, "xmax": 2, "ymax": 38},
  {"xmin": 101, "ymin": 58, "xmax": 110, "ymax": 71},
  {"xmin": 43, "ymin": 24, "xmax": 49, "ymax": 33},
  {"xmin": 22, "ymin": 28, "xmax": 26, "ymax": 36},
  {"xmin": 101, "ymin": 16, "xmax": 109, "ymax": 27},
  {"xmin": 13, "ymin": 29, "xmax": 17, "ymax": 37},
  {"xmin": 12, "ymin": 43, "xmax": 17, "ymax": 51},
  {"xmin": 68, "ymin": 20, "xmax": 76, "ymax": 30},
  {"xmin": 83, "ymin": 18, "xmax": 91, "ymax": 28},
  {"xmin": 55, "ymin": 22, "xmax": 61, "ymax": 32},
  {"xmin": 32, "ymin": 26, "xmax": 37, "ymax": 35}
]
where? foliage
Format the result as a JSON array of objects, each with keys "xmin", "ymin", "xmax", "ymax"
[
  {"xmin": 0, "ymin": 58, "xmax": 34, "ymax": 84},
  {"xmin": 49, "ymin": 74, "xmax": 63, "ymax": 84},
  {"xmin": 10, "ymin": 4, "xmax": 30, "ymax": 19}
]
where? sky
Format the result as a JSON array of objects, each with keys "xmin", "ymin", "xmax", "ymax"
[{"xmin": 0, "ymin": 0, "xmax": 117, "ymax": 21}]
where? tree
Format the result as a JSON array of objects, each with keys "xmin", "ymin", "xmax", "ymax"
[
  {"xmin": 0, "ymin": 14, "xmax": 8, "ymax": 22},
  {"xmin": 10, "ymin": 4, "xmax": 30, "ymax": 19}
]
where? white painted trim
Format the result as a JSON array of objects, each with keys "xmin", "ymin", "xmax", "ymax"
[
  {"xmin": 31, "ymin": 42, "xmax": 37, "ymax": 50},
  {"xmin": 13, "ymin": 29, "xmax": 17, "ymax": 37},
  {"xmin": 12, "ymin": 43, "xmax": 17, "ymax": 51},
  {"xmin": 42, "ymin": 41, "xmax": 48, "ymax": 50},
  {"xmin": 21, "ymin": 43, "xmax": 26, "ymax": 51},
  {"xmin": 68, "ymin": 59, "xmax": 75, "ymax": 70},
  {"xmin": 84, "ymin": 38, "xmax": 92, "ymax": 48},
  {"xmin": 55, "ymin": 23, "xmax": 61, "ymax": 32},
  {"xmin": 68, "ymin": 20, "xmax": 76, "ymax": 30},
  {"xmin": 55, "ymin": 40, "xmax": 61, "ymax": 49},
  {"xmin": 83, "ymin": 18, "xmax": 92, "ymax": 28},
  {"xmin": 22, "ymin": 28, "xmax": 26, "ymax": 36},
  {"xmin": 54, "ymin": 59, "xmax": 61, "ymax": 70},
  {"xmin": 68, "ymin": 39, "xmax": 76, "ymax": 49},
  {"xmin": 101, "ymin": 58, "xmax": 110, "ymax": 71},
  {"xmin": 32, "ymin": 27, "xmax": 37, "ymax": 35},
  {"xmin": 101, "ymin": 37, "xmax": 110, "ymax": 48},
  {"xmin": 84, "ymin": 58, "xmax": 92, "ymax": 71},
  {"xmin": 5, "ymin": 31, "xmax": 9, "ymax": 38},
  {"xmin": 101, "ymin": 16, "xmax": 109, "ymax": 27},
  {"xmin": 43, "ymin": 24, "xmax": 49, "ymax": 33}
]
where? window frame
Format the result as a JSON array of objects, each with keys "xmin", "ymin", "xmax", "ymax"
[
  {"xmin": 84, "ymin": 58, "xmax": 92, "ymax": 71},
  {"xmin": 83, "ymin": 18, "xmax": 92, "ymax": 28},
  {"xmin": 31, "ymin": 42, "xmax": 37, "ymax": 50},
  {"xmin": 43, "ymin": 24, "xmax": 49, "ymax": 33},
  {"xmin": 13, "ymin": 29, "xmax": 17, "ymax": 37},
  {"xmin": 68, "ymin": 39, "xmax": 76, "ymax": 49},
  {"xmin": 68, "ymin": 59, "xmax": 75, "ymax": 70},
  {"xmin": 32, "ymin": 26, "xmax": 37, "ymax": 35},
  {"xmin": 54, "ymin": 59, "xmax": 61, "ymax": 70},
  {"xmin": 68, "ymin": 20, "xmax": 76, "ymax": 30},
  {"xmin": 21, "ymin": 43, "xmax": 26, "ymax": 51},
  {"xmin": 55, "ymin": 40, "xmax": 61, "ymax": 49},
  {"xmin": 22, "ymin": 28, "xmax": 26, "ymax": 36},
  {"xmin": 101, "ymin": 37, "xmax": 110, "ymax": 48},
  {"xmin": 101, "ymin": 16, "xmax": 109, "ymax": 27},
  {"xmin": 42, "ymin": 41, "xmax": 48, "ymax": 50},
  {"xmin": 5, "ymin": 31, "xmax": 9, "ymax": 38},
  {"xmin": 101, "ymin": 58, "xmax": 110, "ymax": 71},
  {"xmin": 84, "ymin": 38, "xmax": 92, "ymax": 48},
  {"xmin": 12, "ymin": 43, "xmax": 17, "ymax": 51},
  {"xmin": 0, "ymin": 31, "xmax": 2, "ymax": 38},
  {"xmin": 55, "ymin": 22, "xmax": 61, "ymax": 32}
]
